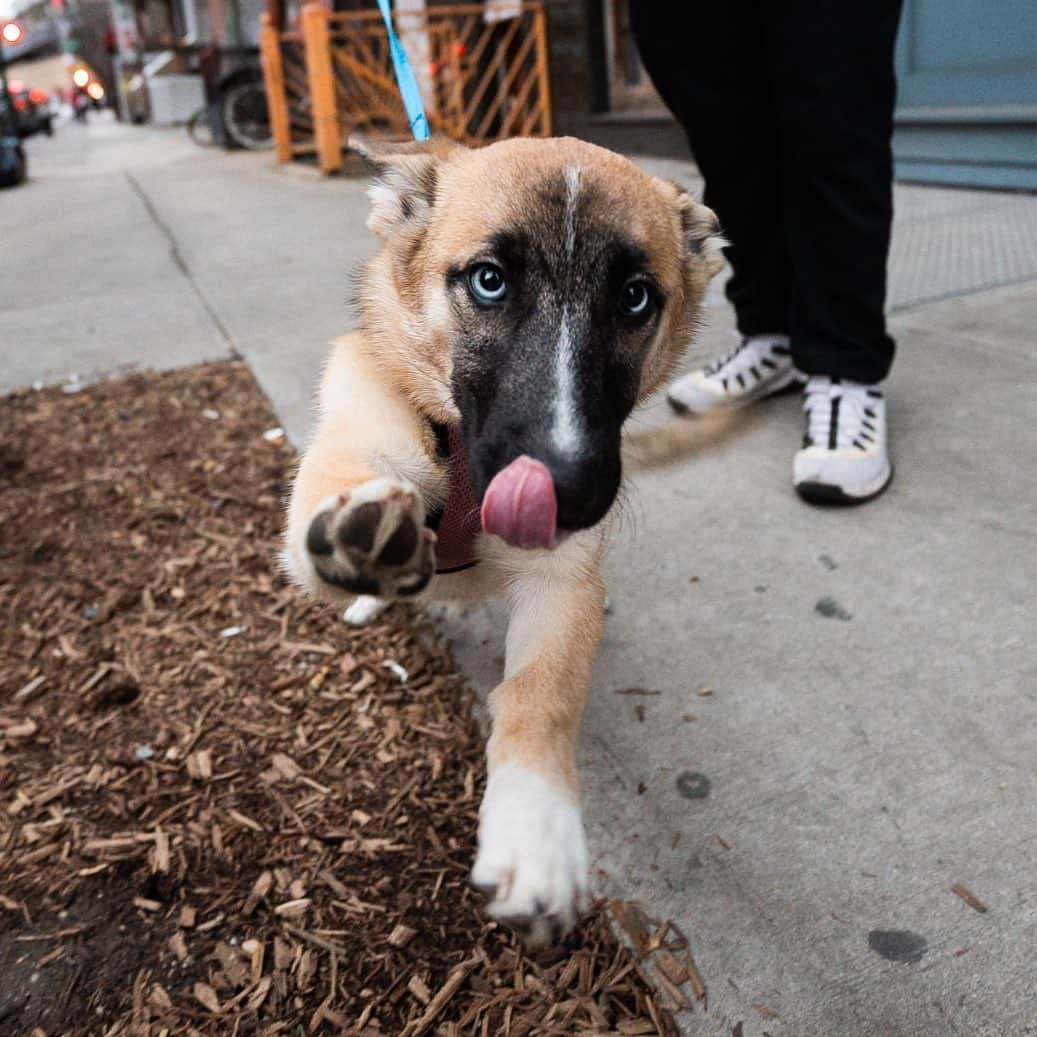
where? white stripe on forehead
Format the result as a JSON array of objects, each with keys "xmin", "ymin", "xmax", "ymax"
[
  {"xmin": 551, "ymin": 308, "xmax": 581, "ymax": 455},
  {"xmin": 551, "ymin": 166, "xmax": 585, "ymax": 457},
  {"xmin": 563, "ymin": 165, "xmax": 581, "ymax": 262}
]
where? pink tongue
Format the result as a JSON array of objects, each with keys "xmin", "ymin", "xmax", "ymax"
[{"xmin": 481, "ymin": 456, "xmax": 557, "ymax": 550}]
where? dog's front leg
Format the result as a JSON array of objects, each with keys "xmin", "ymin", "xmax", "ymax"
[
  {"xmin": 284, "ymin": 339, "xmax": 440, "ymax": 607},
  {"xmin": 472, "ymin": 541, "xmax": 605, "ymax": 945}
]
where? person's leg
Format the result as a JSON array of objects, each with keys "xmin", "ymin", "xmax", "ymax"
[
  {"xmin": 766, "ymin": 1, "xmax": 903, "ymax": 384},
  {"xmin": 753, "ymin": 1, "xmax": 903, "ymax": 504},
  {"xmin": 629, "ymin": 0, "xmax": 790, "ymax": 339}
]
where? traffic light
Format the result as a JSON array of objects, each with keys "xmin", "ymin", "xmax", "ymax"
[{"xmin": 2, "ymin": 21, "xmax": 25, "ymax": 45}]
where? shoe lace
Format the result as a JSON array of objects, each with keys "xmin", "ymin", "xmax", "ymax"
[
  {"xmin": 803, "ymin": 378, "xmax": 882, "ymax": 451},
  {"xmin": 705, "ymin": 336, "xmax": 788, "ymax": 381}
]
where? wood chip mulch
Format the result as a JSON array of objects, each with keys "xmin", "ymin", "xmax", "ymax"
[{"xmin": 1, "ymin": 361, "xmax": 701, "ymax": 1036}]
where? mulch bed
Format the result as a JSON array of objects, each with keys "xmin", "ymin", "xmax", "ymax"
[{"xmin": 0, "ymin": 361, "xmax": 702, "ymax": 1036}]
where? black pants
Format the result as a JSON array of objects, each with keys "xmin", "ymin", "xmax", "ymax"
[{"xmin": 630, "ymin": 1, "xmax": 903, "ymax": 383}]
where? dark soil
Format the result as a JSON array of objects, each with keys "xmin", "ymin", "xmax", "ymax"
[{"xmin": 0, "ymin": 362, "xmax": 696, "ymax": 1036}]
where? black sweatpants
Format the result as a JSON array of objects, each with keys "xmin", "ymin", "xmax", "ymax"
[{"xmin": 630, "ymin": 1, "xmax": 903, "ymax": 384}]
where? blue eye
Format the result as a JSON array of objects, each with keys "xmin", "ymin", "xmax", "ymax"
[
  {"xmin": 469, "ymin": 263, "xmax": 507, "ymax": 303},
  {"xmin": 620, "ymin": 279, "xmax": 652, "ymax": 317}
]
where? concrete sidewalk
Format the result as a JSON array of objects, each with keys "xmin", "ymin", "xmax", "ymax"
[{"xmin": 5, "ymin": 117, "xmax": 1036, "ymax": 1037}]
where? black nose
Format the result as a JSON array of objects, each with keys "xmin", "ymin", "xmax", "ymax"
[{"xmin": 543, "ymin": 446, "xmax": 621, "ymax": 531}]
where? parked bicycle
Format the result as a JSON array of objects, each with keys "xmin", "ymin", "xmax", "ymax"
[
  {"xmin": 188, "ymin": 79, "xmax": 271, "ymax": 150},
  {"xmin": 185, "ymin": 46, "xmax": 272, "ymax": 151}
]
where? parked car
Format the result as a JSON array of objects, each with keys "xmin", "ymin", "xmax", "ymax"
[
  {"xmin": 6, "ymin": 80, "xmax": 54, "ymax": 139},
  {"xmin": 0, "ymin": 82, "xmax": 27, "ymax": 187},
  {"xmin": 0, "ymin": 135, "xmax": 27, "ymax": 187}
]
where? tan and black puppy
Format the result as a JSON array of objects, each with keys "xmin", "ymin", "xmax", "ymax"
[{"xmin": 284, "ymin": 135, "xmax": 723, "ymax": 944}]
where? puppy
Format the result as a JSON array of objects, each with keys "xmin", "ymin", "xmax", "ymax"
[{"xmin": 284, "ymin": 135, "xmax": 723, "ymax": 945}]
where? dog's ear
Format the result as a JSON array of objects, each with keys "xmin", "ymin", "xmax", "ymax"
[
  {"xmin": 349, "ymin": 135, "xmax": 464, "ymax": 238},
  {"xmin": 657, "ymin": 179, "xmax": 726, "ymax": 276}
]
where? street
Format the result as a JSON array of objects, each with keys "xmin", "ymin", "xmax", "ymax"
[{"xmin": 5, "ymin": 114, "xmax": 1037, "ymax": 1037}]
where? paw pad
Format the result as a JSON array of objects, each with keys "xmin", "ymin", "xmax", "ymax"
[{"xmin": 305, "ymin": 479, "xmax": 436, "ymax": 599}]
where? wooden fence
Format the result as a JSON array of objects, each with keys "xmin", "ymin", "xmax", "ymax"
[{"xmin": 260, "ymin": 2, "xmax": 552, "ymax": 173}]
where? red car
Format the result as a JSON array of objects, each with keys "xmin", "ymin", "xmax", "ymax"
[{"xmin": 6, "ymin": 79, "xmax": 53, "ymax": 138}]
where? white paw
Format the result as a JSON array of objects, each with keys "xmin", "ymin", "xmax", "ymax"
[
  {"xmin": 305, "ymin": 478, "xmax": 436, "ymax": 599},
  {"xmin": 343, "ymin": 595, "xmax": 390, "ymax": 626},
  {"xmin": 471, "ymin": 762, "xmax": 589, "ymax": 946}
]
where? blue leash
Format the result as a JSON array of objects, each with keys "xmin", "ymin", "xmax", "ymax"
[{"xmin": 375, "ymin": 0, "xmax": 430, "ymax": 141}]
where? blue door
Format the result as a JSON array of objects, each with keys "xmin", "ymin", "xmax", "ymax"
[{"xmin": 894, "ymin": 0, "xmax": 1037, "ymax": 189}]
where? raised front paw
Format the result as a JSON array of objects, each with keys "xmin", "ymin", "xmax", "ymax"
[
  {"xmin": 305, "ymin": 478, "xmax": 436, "ymax": 598},
  {"xmin": 471, "ymin": 763, "xmax": 589, "ymax": 947}
]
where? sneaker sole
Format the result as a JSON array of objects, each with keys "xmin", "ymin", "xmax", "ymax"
[
  {"xmin": 795, "ymin": 464, "xmax": 895, "ymax": 506},
  {"xmin": 667, "ymin": 372, "xmax": 806, "ymax": 416}
]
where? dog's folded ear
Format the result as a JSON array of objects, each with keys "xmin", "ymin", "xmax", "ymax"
[
  {"xmin": 655, "ymin": 178, "xmax": 727, "ymax": 276},
  {"xmin": 349, "ymin": 135, "xmax": 464, "ymax": 238}
]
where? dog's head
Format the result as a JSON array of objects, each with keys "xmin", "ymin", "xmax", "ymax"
[{"xmin": 356, "ymin": 136, "xmax": 723, "ymax": 543}]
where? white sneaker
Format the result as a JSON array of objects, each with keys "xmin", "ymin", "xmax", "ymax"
[
  {"xmin": 794, "ymin": 376, "xmax": 893, "ymax": 504},
  {"xmin": 667, "ymin": 334, "xmax": 805, "ymax": 415}
]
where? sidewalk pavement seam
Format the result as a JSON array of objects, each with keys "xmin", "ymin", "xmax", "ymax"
[
  {"xmin": 894, "ymin": 194, "xmax": 1033, "ymax": 227},
  {"xmin": 124, "ymin": 171, "xmax": 239, "ymax": 354},
  {"xmin": 888, "ymin": 272, "xmax": 1037, "ymax": 315}
]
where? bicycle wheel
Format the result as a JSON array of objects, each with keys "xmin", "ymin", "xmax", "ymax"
[
  {"xmin": 221, "ymin": 82, "xmax": 272, "ymax": 150},
  {"xmin": 187, "ymin": 106, "xmax": 216, "ymax": 147}
]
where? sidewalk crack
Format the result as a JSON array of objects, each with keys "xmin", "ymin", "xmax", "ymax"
[{"xmin": 124, "ymin": 171, "xmax": 239, "ymax": 354}]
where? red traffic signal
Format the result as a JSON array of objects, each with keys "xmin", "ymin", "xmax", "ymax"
[{"xmin": 2, "ymin": 21, "xmax": 25, "ymax": 45}]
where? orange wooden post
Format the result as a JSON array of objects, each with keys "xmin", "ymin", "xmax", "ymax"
[
  {"xmin": 302, "ymin": 2, "xmax": 343, "ymax": 174},
  {"xmin": 444, "ymin": 22, "xmax": 467, "ymax": 138},
  {"xmin": 533, "ymin": 3, "xmax": 552, "ymax": 137},
  {"xmin": 260, "ymin": 14, "xmax": 293, "ymax": 164}
]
